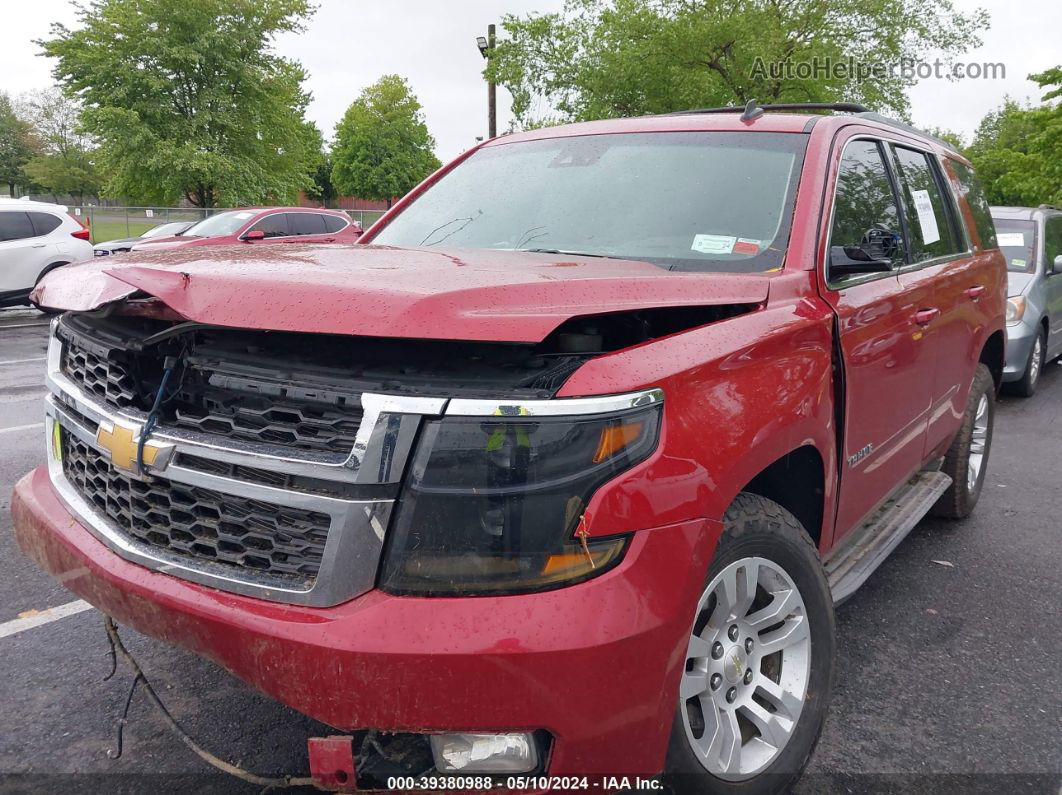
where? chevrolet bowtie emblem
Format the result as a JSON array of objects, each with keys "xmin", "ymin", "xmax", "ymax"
[{"xmin": 96, "ymin": 422, "xmax": 168, "ymax": 474}]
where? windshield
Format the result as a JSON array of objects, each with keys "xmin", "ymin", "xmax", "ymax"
[
  {"xmin": 993, "ymin": 219, "xmax": 1037, "ymax": 273},
  {"xmin": 141, "ymin": 221, "xmax": 190, "ymax": 239},
  {"xmin": 183, "ymin": 210, "xmax": 256, "ymax": 239},
  {"xmin": 371, "ymin": 132, "xmax": 808, "ymax": 272}
]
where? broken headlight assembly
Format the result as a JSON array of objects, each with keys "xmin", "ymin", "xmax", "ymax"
[{"xmin": 378, "ymin": 402, "xmax": 662, "ymax": 595}]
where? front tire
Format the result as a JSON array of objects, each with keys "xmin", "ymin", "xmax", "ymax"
[
  {"xmin": 1007, "ymin": 327, "xmax": 1045, "ymax": 398},
  {"xmin": 664, "ymin": 493, "xmax": 835, "ymax": 795},
  {"xmin": 932, "ymin": 363, "xmax": 995, "ymax": 519}
]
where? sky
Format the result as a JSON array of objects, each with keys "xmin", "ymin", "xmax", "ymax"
[{"xmin": 1, "ymin": 0, "xmax": 1057, "ymax": 162}]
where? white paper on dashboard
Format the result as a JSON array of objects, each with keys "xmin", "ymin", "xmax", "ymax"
[
  {"xmin": 910, "ymin": 189, "xmax": 940, "ymax": 245},
  {"xmin": 997, "ymin": 232, "xmax": 1025, "ymax": 247}
]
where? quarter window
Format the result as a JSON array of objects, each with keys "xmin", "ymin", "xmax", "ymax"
[
  {"xmin": 322, "ymin": 214, "xmax": 348, "ymax": 233},
  {"xmin": 0, "ymin": 211, "xmax": 36, "ymax": 242},
  {"xmin": 891, "ymin": 147, "xmax": 960, "ymax": 261},
  {"xmin": 828, "ymin": 140, "xmax": 905, "ymax": 282}
]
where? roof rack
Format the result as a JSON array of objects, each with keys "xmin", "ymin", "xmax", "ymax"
[
  {"xmin": 672, "ymin": 101, "xmax": 870, "ymax": 117},
  {"xmin": 671, "ymin": 99, "xmax": 959, "ymax": 152}
]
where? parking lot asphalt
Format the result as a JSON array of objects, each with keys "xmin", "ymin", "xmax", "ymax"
[{"xmin": 0, "ymin": 308, "xmax": 1059, "ymax": 794}]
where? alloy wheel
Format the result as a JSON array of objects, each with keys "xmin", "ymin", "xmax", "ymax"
[
  {"xmin": 1028, "ymin": 334, "xmax": 1043, "ymax": 387},
  {"xmin": 967, "ymin": 392, "xmax": 990, "ymax": 491},
  {"xmin": 680, "ymin": 556, "xmax": 811, "ymax": 781}
]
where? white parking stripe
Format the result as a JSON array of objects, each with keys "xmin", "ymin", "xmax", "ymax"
[
  {"xmin": 0, "ymin": 357, "xmax": 46, "ymax": 365},
  {"xmin": 0, "ymin": 423, "xmax": 42, "ymax": 435},
  {"xmin": 0, "ymin": 323, "xmax": 50, "ymax": 330},
  {"xmin": 0, "ymin": 600, "xmax": 94, "ymax": 639}
]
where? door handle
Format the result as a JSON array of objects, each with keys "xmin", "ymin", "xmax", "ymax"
[
  {"xmin": 965, "ymin": 285, "xmax": 986, "ymax": 299},
  {"xmin": 913, "ymin": 308, "xmax": 940, "ymax": 326},
  {"xmin": 31, "ymin": 243, "xmax": 47, "ymax": 248}
]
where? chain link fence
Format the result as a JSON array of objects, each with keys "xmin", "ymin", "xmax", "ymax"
[{"xmin": 58, "ymin": 205, "xmax": 386, "ymax": 243}]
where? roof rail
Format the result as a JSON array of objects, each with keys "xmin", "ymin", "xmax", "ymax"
[
  {"xmin": 672, "ymin": 101, "xmax": 869, "ymax": 116},
  {"xmin": 853, "ymin": 112, "xmax": 959, "ymax": 152}
]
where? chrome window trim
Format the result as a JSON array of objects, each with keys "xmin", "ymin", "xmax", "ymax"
[{"xmin": 445, "ymin": 388, "xmax": 664, "ymax": 417}]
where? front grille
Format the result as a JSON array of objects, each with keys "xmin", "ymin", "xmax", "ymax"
[
  {"xmin": 59, "ymin": 324, "xmax": 364, "ymax": 455},
  {"xmin": 62, "ymin": 342, "xmax": 138, "ymax": 407},
  {"xmin": 62, "ymin": 431, "xmax": 332, "ymax": 583},
  {"xmin": 171, "ymin": 390, "xmax": 362, "ymax": 452}
]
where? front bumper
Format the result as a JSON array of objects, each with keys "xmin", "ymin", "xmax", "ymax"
[
  {"xmin": 12, "ymin": 465, "xmax": 717, "ymax": 778},
  {"xmin": 1003, "ymin": 320, "xmax": 1037, "ymax": 381}
]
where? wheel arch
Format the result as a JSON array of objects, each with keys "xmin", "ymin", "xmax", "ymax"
[
  {"xmin": 739, "ymin": 444, "xmax": 826, "ymax": 549},
  {"xmin": 34, "ymin": 260, "xmax": 72, "ymax": 285},
  {"xmin": 979, "ymin": 329, "xmax": 1005, "ymax": 391}
]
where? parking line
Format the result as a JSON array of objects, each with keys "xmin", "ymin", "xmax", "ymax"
[
  {"xmin": 0, "ymin": 423, "xmax": 42, "ymax": 435},
  {"xmin": 0, "ymin": 600, "xmax": 94, "ymax": 640},
  {"xmin": 0, "ymin": 357, "xmax": 46, "ymax": 365},
  {"xmin": 0, "ymin": 323, "xmax": 50, "ymax": 330}
]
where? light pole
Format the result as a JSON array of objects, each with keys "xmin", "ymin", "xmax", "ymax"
[{"xmin": 476, "ymin": 24, "xmax": 497, "ymax": 139}]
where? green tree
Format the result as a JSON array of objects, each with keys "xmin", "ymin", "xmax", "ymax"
[
  {"xmin": 0, "ymin": 93, "xmax": 37, "ymax": 197},
  {"xmin": 966, "ymin": 70, "xmax": 1062, "ymax": 207},
  {"xmin": 331, "ymin": 75, "xmax": 440, "ymax": 207},
  {"xmin": 487, "ymin": 0, "xmax": 989, "ymax": 127},
  {"xmin": 16, "ymin": 87, "xmax": 100, "ymax": 202},
  {"xmin": 40, "ymin": 0, "xmax": 319, "ymax": 207}
]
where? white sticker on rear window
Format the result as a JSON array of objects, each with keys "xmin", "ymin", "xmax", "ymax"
[
  {"xmin": 691, "ymin": 234, "xmax": 736, "ymax": 255},
  {"xmin": 1011, "ymin": 258, "xmax": 1026, "ymax": 268},
  {"xmin": 997, "ymin": 232, "xmax": 1025, "ymax": 247},
  {"xmin": 910, "ymin": 189, "xmax": 940, "ymax": 245}
]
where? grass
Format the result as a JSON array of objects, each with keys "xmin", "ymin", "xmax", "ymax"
[{"xmin": 87, "ymin": 220, "xmax": 158, "ymax": 244}]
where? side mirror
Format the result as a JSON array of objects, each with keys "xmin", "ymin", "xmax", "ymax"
[
  {"xmin": 242, "ymin": 229, "xmax": 265, "ymax": 242},
  {"xmin": 829, "ymin": 245, "xmax": 893, "ymax": 278},
  {"xmin": 1053, "ymin": 254, "xmax": 1062, "ymax": 274}
]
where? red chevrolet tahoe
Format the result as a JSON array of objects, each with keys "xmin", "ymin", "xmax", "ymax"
[{"xmin": 12, "ymin": 104, "xmax": 1006, "ymax": 794}]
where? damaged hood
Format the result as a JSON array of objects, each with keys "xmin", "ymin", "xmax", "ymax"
[{"xmin": 32, "ymin": 244, "xmax": 769, "ymax": 342}]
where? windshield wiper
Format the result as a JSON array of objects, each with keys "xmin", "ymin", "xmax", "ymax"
[{"xmin": 521, "ymin": 248, "xmax": 623, "ymax": 259}]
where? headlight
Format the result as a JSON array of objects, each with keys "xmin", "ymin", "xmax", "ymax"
[
  {"xmin": 1006, "ymin": 296, "xmax": 1026, "ymax": 325},
  {"xmin": 378, "ymin": 402, "xmax": 662, "ymax": 595}
]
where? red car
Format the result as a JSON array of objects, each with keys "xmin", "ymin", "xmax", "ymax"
[
  {"xmin": 15, "ymin": 104, "xmax": 1005, "ymax": 793},
  {"xmin": 130, "ymin": 206, "xmax": 361, "ymax": 251}
]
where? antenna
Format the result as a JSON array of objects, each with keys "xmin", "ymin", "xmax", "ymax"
[{"xmin": 740, "ymin": 99, "xmax": 764, "ymax": 122}]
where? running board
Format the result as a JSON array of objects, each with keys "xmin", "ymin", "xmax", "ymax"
[{"xmin": 824, "ymin": 471, "xmax": 952, "ymax": 604}]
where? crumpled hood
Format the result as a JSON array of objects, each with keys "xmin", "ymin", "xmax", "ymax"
[{"xmin": 31, "ymin": 243, "xmax": 769, "ymax": 343}]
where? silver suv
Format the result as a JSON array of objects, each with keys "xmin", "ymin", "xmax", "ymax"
[{"xmin": 992, "ymin": 204, "xmax": 1062, "ymax": 396}]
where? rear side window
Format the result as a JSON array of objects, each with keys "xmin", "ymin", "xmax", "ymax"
[
  {"xmin": 322, "ymin": 214, "xmax": 348, "ymax": 233},
  {"xmin": 947, "ymin": 160, "xmax": 997, "ymax": 250},
  {"xmin": 0, "ymin": 211, "xmax": 36, "ymax": 241},
  {"xmin": 249, "ymin": 214, "xmax": 289, "ymax": 238},
  {"xmin": 287, "ymin": 213, "xmax": 327, "ymax": 236},
  {"xmin": 829, "ymin": 140, "xmax": 905, "ymax": 280},
  {"xmin": 890, "ymin": 147, "xmax": 961, "ymax": 261},
  {"xmin": 28, "ymin": 212, "xmax": 62, "ymax": 236}
]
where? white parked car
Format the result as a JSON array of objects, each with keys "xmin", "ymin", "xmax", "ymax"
[{"xmin": 0, "ymin": 199, "xmax": 93, "ymax": 309}]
